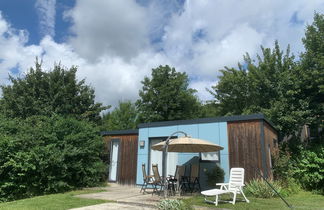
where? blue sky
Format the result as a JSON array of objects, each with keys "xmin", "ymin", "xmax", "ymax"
[{"xmin": 0, "ymin": 0, "xmax": 323, "ymax": 108}]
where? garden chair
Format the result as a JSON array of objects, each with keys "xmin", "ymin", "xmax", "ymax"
[
  {"xmin": 201, "ymin": 167, "xmax": 250, "ymax": 206},
  {"xmin": 140, "ymin": 164, "xmax": 154, "ymax": 194},
  {"xmin": 152, "ymin": 164, "xmax": 164, "ymax": 194},
  {"xmin": 189, "ymin": 164, "xmax": 201, "ymax": 192},
  {"xmin": 177, "ymin": 165, "xmax": 190, "ymax": 194}
]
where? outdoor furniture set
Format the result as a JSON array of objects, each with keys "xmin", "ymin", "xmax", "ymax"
[
  {"xmin": 141, "ymin": 165, "xmax": 250, "ymax": 207},
  {"xmin": 140, "ymin": 163, "xmax": 201, "ymax": 196}
]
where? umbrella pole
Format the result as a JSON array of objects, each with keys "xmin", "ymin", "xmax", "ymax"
[{"xmin": 162, "ymin": 131, "xmax": 188, "ymax": 198}]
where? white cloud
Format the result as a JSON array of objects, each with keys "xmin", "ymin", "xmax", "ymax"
[
  {"xmin": 65, "ymin": 0, "xmax": 150, "ymax": 62},
  {"xmin": 0, "ymin": 0, "xmax": 324, "ymax": 108},
  {"xmin": 35, "ymin": 0, "xmax": 56, "ymax": 37}
]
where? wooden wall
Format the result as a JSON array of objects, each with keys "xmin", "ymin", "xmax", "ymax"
[
  {"xmin": 227, "ymin": 120, "xmax": 278, "ymax": 182},
  {"xmin": 263, "ymin": 122, "xmax": 279, "ymax": 179},
  {"xmin": 103, "ymin": 134, "xmax": 138, "ymax": 185}
]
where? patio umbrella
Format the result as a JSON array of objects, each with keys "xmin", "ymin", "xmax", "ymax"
[
  {"xmin": 151, "ymin": 136, "xmax": 224, "ymax": 153},
  {"xmin": 150, "ymin": 131, "xmax": 224, "ymax": 198}
]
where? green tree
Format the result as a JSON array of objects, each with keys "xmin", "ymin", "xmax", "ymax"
[
  {"xmin": 136, "ymin": 65, "xmax": 201, "ymax": 122},
  {"xmin": 210, "ymin": 41, "xmax": 300, "ymax": 136},
  {"xmin": 101, "ymin": 101, "xmax": 138, "ymax": 130},
  {"xmin": 0, "ymin": 115, "xmax": 106, "ymax": 202},
  {"xmin": 298, "ymin": 12, "xmax": 324, "ymax": 140},
  {"xmin": 0, "ymin": 61, "xmax": 108, "ymax": 122}
]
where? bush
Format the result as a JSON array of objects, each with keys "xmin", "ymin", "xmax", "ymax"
[
  {"xmin": 156, "ymin": 199, "xmax": 192, "ymax": 210},
  {"xmin": 292, "ymin": 146, "xmax": 324, "ymax": 193},
  {"xmin": 0, "ymin": 115, "xmax": 106, "ymax": 202},
  {"xmin": 245, "ymin": 179, "xmax": 284, "ymax": 198},
  {"xmin": 205, "ymin": 165, "xmax": 225, "ymax": 187},
  {"xmin": 272, "ymin": 148, "xmax": 301, "ymax": 195}
]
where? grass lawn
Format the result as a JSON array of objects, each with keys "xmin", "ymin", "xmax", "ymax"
[
  {"xmin": 0, "ymin": 188, "xmax": 110, "ymax": 210},
  {"xmin": 183, "ymin": 191, "xmax": 324, "ymax": 210}
]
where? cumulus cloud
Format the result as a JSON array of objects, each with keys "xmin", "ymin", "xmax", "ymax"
[
  {"xmin": 35, "ymin": 0, "xmax": 56, "ymax": 37},
  {"xmin": 65, "ymin": 0, "xmax": 150, "ymax": 62},
  {"xmin": 0, "ymin": 0, "xmax": 324, "ymax": 107}
]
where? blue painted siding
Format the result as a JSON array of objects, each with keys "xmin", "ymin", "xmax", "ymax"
[{"xmin": 136, "ymin": 122, "xmax": 229, "ymax": 189}]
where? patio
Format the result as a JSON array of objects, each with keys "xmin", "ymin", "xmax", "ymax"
[{"xmin": 71, "ymin": 183, "xmax": 197, "ymax": 210}]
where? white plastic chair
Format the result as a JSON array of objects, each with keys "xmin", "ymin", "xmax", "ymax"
[{"xmin": 201, "ymin": 168, "xmax": 250, "ymax": 206}]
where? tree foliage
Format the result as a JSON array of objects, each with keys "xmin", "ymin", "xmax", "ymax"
[
  {"xmin": 0, "ymin": 115, "xmax": 106, "ymax": 202},
  {"xmin": 298, "ymin": 13, "xmax": 324, "ymax": 138},
  {"xmin": 136, "ymin": 65, "xmax": 201, "ymax": 122},
  {"xmin": 210, "ymin": 13, "xmax": 324, "ymax": 139},
  {"xmin": 0, "ymin": 61, "xmax": 108, "ymax": 123},
  {"xmin": 101, "ymin": 101, "xmax": 138, "ymax": 130},
  {"xmin": 210, "ymin": 41, "xmax": 299, "ymax": 136}
]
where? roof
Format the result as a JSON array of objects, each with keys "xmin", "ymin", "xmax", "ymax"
[
  {"xmin": 101, "ymin": 129, "xmax": 138, "ymax": 136},
  {"xmin": 101, "ymin": 114, "xmax": 277, "ymax": 135},
  {"xmin": 138, "ymin": 113, "xmax": 277, "ymax": 130}
]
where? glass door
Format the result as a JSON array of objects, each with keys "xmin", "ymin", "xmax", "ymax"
[{"xmin": 109, "ymin": 139, "xmax": 120, "ymax": 182}]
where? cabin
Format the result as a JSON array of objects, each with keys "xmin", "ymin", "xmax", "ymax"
[{"xmin": 102, "ymin": 114, "xmax": 278, "ymax": 189}]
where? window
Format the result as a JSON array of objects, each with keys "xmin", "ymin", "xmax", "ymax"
[{"xmin": 200, "ymin": 151, "xmax": 220, "ymax": 162}]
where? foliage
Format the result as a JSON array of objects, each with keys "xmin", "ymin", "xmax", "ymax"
[
  {"xmin": 272, "ymin": 148, "xmax": 301, "ymax": 195},
  {"xmin": 157, "ymin": 199, "xmax": 192, "ymax": 210},
  {"xmin": 209, "ymin": 41, "xmax": 300, "ymax": 137},
  {"xmin": 0, "ymin": 189, "xmax": 108, "ymax": 210},
  {"xmin": 0, "ymin": 115, "xmax": 106, "ymax": 202},
  {"xmin": 209, "ymin": 13, "xmax": 324, "ymax": 139},
  {"xmin": 292, "ymin": 145, "xmax": 324, "ymax": 193},
  {"xmin": 101, "ymin": 101, "xmax": 138, "ymax": 131},
  {"xmin": 199, "ymin": 102, "xmax": 222, "ymax": 118},
  {"xmin": 205, "ymin": 165, "xmax": 225, "ymax": 187},
  {"xmin": 244, "ymin": 179, "xmax": 284, "ymax": 198},
  {"xmin": 0, "ymin": 61, "xmax": 108, "ymax": 123},
  {"xmin": 298, "ymin": 12, "xmax": 324, "ymax": 135},
  {"xmin": 136, "ymin": 65, "xmax": 201, "ymax": 122}
]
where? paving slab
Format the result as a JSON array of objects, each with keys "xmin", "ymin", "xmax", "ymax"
[{"xmin": 71, "ymin": 184, "xmax": 161, "ymax": 209}]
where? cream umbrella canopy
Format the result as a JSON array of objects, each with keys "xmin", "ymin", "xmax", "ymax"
[
  {"xmin": 151, "ymin": 136, "xmax": 224, "ymax": 152},
  {"xmin": 151, "ymin": 131, "xmax": 224, "ymax": 198}
]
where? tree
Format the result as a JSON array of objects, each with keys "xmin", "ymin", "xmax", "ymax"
[
  {"xmin": 0, "ymin": 61, "xmax": 108, "ymax": 123},
  {"xmin": 136, "ymin": 65, "xmax": 201, "ymax": 122},
  {"xmin": 0, "ymin": 115, "xmax": 106, "ymax": 201},
  {"xmin": 101, "ymin": 101, "xmax": 138, "ymax": 130},
  {"xmin": 298, "ymin": 12, "xmax": 324, "ymax": 140},
  {"xmin": 210, "ymin": 41, "xmax": 301, "ymax": 137}
]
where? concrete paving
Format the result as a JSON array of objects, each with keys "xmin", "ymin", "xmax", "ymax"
[
  {"xmin": 70, "ymin": 183, "xmax": 161, "ymax": 210},
  {"xmin": 70, "ymin": 183, "xmax": 224, "ymax": 210}
]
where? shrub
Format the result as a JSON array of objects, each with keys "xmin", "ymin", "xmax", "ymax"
[
  {"xmin": 205, "ymin": 165, "xmax": 225, "ymax": 187},
  {"xmin": 292, "ymin": 146, "xmax": 324, "ymax": 192},
  {"xmin": 156, "ymin": 199, "xmax": 192, "ymax": 210},
  {"xmin": 272, "ymin": 148, "xmax": 301, "ymax": 195},
  {"xmin": 245, "ymin": 179, "xmax": 284, "ymax": 198},
  {"xmin": 0, "ymin": 115, "xmax": 106, "ymax": 202}
]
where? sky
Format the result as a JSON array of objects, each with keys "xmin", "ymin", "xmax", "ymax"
[{"xmin": 0, "ymin": 0, "xmax": 323, "ymax": 109}]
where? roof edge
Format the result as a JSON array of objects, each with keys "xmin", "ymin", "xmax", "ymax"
[
  {"xmin": 101, "ymin": 129, "xmax": 138, "ymax": 136},
  {"xmin": 138, "ymin": 113, "xmax": 277, "ymax": 131}
]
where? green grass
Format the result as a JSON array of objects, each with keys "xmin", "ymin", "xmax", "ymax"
[
  {"xmin": 0, "ymin": 189, "xmax": 110, "ymax": 210},
  {"xmin": 183, "ymin": 191, "xmax": 324, "ymax": 210}
]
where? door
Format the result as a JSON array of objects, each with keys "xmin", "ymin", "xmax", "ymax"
[
  {"xmin": 149, "ymin": 138, "xmax": 178, "ymax": 176},
  {"xmin": 109, "ymin": 139, "xmax": 120, "ymax": 182}
]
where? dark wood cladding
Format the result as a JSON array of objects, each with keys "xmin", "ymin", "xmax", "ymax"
[
  {"xmin": 228, "ymin": 120, "xmax": 261, "ymax": 182},
  {"xmin": 103, "ymin": 134, "xmax": 138, "ymax": 185},
  {"xmin": 263, "ymin": 122, "xmax": 278, "ymax": 179},
  {"xmin": 227, "ymin": 120, "xmax": 278, "ymax": 182}
]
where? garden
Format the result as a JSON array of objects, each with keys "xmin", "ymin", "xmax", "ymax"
[{"xmin": 0, "ymin": 12, "xmax": 322, "ymax": 210}]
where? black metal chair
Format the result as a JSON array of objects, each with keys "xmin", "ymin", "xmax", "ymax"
[{"xmin": 189, "ymin": 164, "xmax": 201, "ymax": 193}]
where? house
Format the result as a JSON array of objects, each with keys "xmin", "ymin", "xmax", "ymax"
[{"xmin": 102, "ymin": 113, "xmax": 278, "ymax": 189}]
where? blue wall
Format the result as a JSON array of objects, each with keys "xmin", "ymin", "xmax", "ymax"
[{"xmin": 136, "ymin": 122, "xmax": 229, "ymax": 189}]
